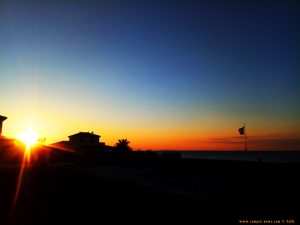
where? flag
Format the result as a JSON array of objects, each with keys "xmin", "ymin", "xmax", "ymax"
[{"xmin": 238, "ymin": 126, "xmax": 245, "ymax": 135}]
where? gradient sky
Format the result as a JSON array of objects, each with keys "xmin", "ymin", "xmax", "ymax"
[{"xmin": 1, "ymin": 0, "xmax": 300, "ymax": 150}]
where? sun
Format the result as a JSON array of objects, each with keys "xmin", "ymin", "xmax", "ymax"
[{"xmin": 17, "ymin": 127, "xmax": 40, "ymax": 150}]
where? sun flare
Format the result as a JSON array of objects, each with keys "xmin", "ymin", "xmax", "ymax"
[{"xmin": 17, "ymin": 127, "xmax": 39, "ymax": 150}]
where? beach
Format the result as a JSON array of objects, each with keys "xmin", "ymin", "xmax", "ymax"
[{"xmin": 0, "ymin": 158, "xmax": 299, "ymax": 225}]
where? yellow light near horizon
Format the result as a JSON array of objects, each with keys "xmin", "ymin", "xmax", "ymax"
[{"xmin": 16, "ymin": 127, "xmax": 39, "ymax": 150}]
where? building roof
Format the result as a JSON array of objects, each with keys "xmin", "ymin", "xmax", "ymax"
[
  {"xmin": 68, "ymin": 132, "xmax": 100, "ymax": 138},
  {"xmin": 0, "ymin": 115, "xmax": 7, "ymax": 121}
]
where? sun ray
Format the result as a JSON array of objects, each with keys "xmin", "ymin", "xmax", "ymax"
[
  {"xmin": 11, "ymin": 152, "xmax": 28, "ymax": 213},
  {"xmin": 50, "ymin": 145, "xmax": 77, "ymax": 153},
  {"xmin": 11, "ymin": 127, "xmax": 40, "ymax": 215}
]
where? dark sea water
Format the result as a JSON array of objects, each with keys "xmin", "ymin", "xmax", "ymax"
[{"xmin": 159, "ymin": 151, "xmax": 300, "ymax": 163}]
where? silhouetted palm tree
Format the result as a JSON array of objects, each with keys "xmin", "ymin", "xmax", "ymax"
[{"xmin": 114, "ymin": 139, "xmax": 132, "ymax": 153}]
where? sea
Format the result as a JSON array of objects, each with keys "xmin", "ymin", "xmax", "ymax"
[{"xmin": 158, "ymin": 151, "xmax": 300, "ymax": 163}]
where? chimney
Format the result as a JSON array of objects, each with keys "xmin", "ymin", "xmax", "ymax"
[{"xmin": 0, "ymin": 115, "xmax": 7, "ymax": 136}]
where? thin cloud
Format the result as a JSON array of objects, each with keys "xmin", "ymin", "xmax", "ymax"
[{"xmin": 186, "ymin": 133, "xmax": 300, "ymax": 150}]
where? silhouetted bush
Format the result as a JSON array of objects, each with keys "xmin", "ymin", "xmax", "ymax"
[
  {"xmin": 161, "ymin": 152, "xmax": 181, "ymax": 160},
  {"xmin": 133, "ymin": 150, "xmax": 159, "ymax": 161}
]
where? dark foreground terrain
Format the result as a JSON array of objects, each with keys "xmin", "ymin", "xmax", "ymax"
[{"xmin": 0, "ymin": 159, "xmax": 299, "ymax": 225}]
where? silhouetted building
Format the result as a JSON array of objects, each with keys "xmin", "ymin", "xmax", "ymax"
[
  {"xmin": 68, "ymin": 132, "xmax": 103, "ymax": 146},
  {"xmin": 0, "ymin": 115, "xmax": 7, "ymax": 136},
  {"xmin": 51, "ymin": 132, "xmax": 109, "ymax": 161},
  {"xmin": 0, "ymin": 136, "xmax": 23, "ymax": 164},
  {"xmin": 0, "ymin": 115, "xmax": 25, "ymax": 163}
]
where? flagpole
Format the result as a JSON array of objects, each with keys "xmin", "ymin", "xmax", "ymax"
[{"xmin": 244, "ymin": 123, "xmax": 247, "ymax": 152}]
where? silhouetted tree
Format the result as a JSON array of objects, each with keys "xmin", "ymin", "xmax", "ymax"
[{"xmin": 114, "ymin": 139, "xmax": 132, "ymax": 154}]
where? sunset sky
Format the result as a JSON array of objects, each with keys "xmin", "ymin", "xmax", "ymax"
[{"xmin": 1, "ymin": 0, "xmax": 299, "ymax": 150}]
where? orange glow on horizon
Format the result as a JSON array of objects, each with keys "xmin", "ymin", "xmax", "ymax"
[{"xmin": 3, "ymin": 112, "xmax": 300, "ymax": 151}]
